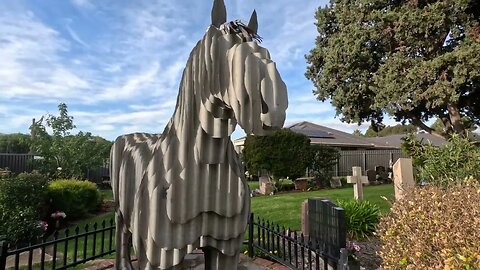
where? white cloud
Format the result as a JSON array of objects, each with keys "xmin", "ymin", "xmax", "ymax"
[
  {"xmin": 0, "ymin": 11, "xmax": 95, "ymax": 102},
  {"xmin": 71, "ymin": 0, "xmax": 94, "ymax": 9},
  {"xmin": 98, "ymin": 62, "xmax": 160, "ymax": 101}
]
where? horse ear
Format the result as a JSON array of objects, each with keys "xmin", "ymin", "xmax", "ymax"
[
  {"xmin": 211, "ymin": 0, "xmax": 227, "ymax": 27},
  {"xmin": 247, "ymin": 10, "xmax": 258, "ymax": 33}
]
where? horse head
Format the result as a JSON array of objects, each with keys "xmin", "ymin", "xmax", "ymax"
[{"xmin": 200, "ymin": 0, "xmax": 288, "ymax": 137}]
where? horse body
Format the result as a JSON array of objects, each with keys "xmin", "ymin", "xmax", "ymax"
[{"xmin": 111, "ymin": 1, "xmax": 287, "ymax": 269}]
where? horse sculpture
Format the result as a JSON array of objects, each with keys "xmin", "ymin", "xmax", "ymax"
[{"xmin": 111, "ymin": 0, "xmax": 288, "ymax": 269}]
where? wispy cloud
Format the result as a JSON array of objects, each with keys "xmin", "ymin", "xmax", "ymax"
[{"xmin": 66, "ymin": 25, "xmax": 90, "ymax": 48}]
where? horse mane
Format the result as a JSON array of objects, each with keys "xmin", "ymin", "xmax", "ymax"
[{"xmin": 220, "ymin": 20, "xmax": 262, "ymax": 43}]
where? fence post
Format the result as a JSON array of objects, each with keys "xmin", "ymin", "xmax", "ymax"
[
  {"xmin": 0, "ymin": 241, "xmax": 8, "ymax": 270},
  {"xmin": 362, "ymin": 152, "xmax": 367, "ymax": 174},
  {"xmin": 248, "ymin": 213, "xmax": 254, "ymax": 258}
]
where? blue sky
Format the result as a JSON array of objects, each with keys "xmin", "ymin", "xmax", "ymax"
[{"xmin": 0, "ymin": 0, "xmax": 381, "ymax": 140}]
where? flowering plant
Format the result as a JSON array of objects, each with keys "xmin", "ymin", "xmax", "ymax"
[
  {"xmin": 37, "ymin": 221, "xmax": 48, "ymax": 231},
  {"xmin": 51, "ymin": 211, "xmax": 66, "ymax": 219},
  {"xmin": 346, "ymin": 240, "xmax": 361, "ymax": 261}
]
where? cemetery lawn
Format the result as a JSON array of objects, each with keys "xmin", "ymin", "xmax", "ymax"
[{"xmin": 251, "ymin": 184, "xmax": 394, "ymax": 230}]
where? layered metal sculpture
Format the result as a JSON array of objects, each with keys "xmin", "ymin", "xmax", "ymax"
[{"xmin": 111, "ymin": 0, "xmax": 288, "ymax": 269}]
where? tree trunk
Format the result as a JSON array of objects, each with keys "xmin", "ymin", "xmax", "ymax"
[{"xmin": 447, "ymin": 104, "xmax": 466, "ymax": 136}]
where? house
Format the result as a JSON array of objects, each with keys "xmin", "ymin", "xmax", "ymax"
[
  {"xmin": 232, "ymin": 121, "xmax": 450, "ymax": 176},
  {"xmin": 233, "ymin": 121, "xmax": 380, "ymax": 153},
  {"xmin": 365, "ymin": 132, "xmax": 448, "ymax": 149}
]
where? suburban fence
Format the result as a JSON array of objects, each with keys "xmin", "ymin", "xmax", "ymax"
[
  {"xmin": 0, "ymin": 200, "xmax": 347, "ymax": 270},
  {"xmin": 0, "ymin": 154, "xmax": 109, "ymax": 183},
  {"xmin": 0, "ymin": 219, "xmax": 115, "ymax": 270},
  {"xmin": 0, "ymin": 154, "xmax": 34, "ymax": 175},
  {"xmin": 1, "ymin": 150, "xmax": 407, "ymax": 180},
  {"xmin": 334, "ymin": 149, "xmax": 406, "ymax": 177}
]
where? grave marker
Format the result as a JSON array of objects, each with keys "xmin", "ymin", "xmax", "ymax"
[
  {"xmin": 347, "ymin": 166, "xmax": 368, "ymax": 201},
  {"xmin": 392, "ymin": 158, "xmax": 415, "ymax": 200}
]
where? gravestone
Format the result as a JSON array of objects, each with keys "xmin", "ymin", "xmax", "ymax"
[
  {"xmin": 392, "ymin": 158, "xmax": 415, "ymax": 200},
  {"xmin": 329, "ymin": 178, "xmax": 342, "ymax": 188},
  {"xmin": 347, "ymin": 167, "xmax": 368, "ymax": 201},
  {"xmin": 259, "ymin": 175, "xmax": 274, "ymax": 195},
  {"xmin": 366, "ymin": 169, "xmax": 376, "ymax": 183},
  {"xmin": 307, "ymin": 198, "xmax": 346, "ymax": 270}
]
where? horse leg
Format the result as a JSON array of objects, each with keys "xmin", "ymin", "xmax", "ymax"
[
  {"xmin": 203, "ymin": 247, "xmax": 239, "ymax": 270},
  {"xmin": 115, "ymin": 212, "xmax": 134, "ymax": 270}
]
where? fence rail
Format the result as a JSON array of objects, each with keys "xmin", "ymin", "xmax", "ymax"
[{"xmin": 0, "ymin": 219, "xmax": 115, "ymax": 270}]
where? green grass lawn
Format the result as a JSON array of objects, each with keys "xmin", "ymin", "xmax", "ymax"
[{"xmin": 251, "ymin": 184, "xmax": 394, "ymax": 230}]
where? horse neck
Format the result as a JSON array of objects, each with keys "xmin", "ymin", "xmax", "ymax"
[{"xmin": 165, "ymin": 39, "xmax": 234, "ymax": 165}]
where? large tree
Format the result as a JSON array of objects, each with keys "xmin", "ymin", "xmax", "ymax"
[
  {"xmin": 306, "ymin": 0, "xmax": 480, "ymax": 139},
  {"xmin": 31, "ymin": 103, "xmax": 112, "ymax": 178},
  {"xmin": 243, "ymin": 129, "xmax": 311, "ymax": 180}
]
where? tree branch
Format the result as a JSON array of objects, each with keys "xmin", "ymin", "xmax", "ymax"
[{"xmin": 410, "ymin": 114, "xmax": 447, "ymax": 139}]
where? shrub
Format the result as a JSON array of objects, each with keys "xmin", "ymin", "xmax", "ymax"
[
  {"xmin": 0, "ymin": 172, "xmax": 49, "ymax": 243},
  {"xmin": 274, "ymin": 179, "xmax": 295, "ymax": 192},
  {"xmin": 48, "ymin": 179, "xmax": 101, "ymax": 220},
  {"xmin": 336, "ymin": 199, "xmax": 380, "ymax": 240},
  {"xmin": 377, "ymin": 180, "xmax": 480, "ymax": 269},
  {"xmin": 402, "ymin": 134, "xmax": 480, "ymax": 186},
  {"xmin": 309, "ymin": 145, "xmax": 340, "ymax": 188}
]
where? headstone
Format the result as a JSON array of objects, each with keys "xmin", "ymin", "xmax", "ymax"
[
  {"xmin": 392, "ymin": 158, "xmax": 415, "ymax": 200},
  {"xmin": 366, "ymin": 169, "xmax": 376, "ymax": 183},
  {"xmin": 301, "ymin": 200, "xmax": 309, "ymax": 236},
  {"xmin": 347, "ymin": 167, "xmax": 368, "ymax": 201},
  {"xmin": 329, "ymin": 178, "xmax": 342, "ymax": 188},
  {"xmin": 259, "ymin": 175, "xmax": 273, "ymax": 195}
]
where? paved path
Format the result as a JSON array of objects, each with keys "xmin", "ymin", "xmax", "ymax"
[{"xmin": 83, "ymin": 252, "xmax": 290, "ymax": 270}]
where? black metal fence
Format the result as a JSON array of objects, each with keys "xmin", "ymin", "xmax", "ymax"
[
  {"xmin": 1, "ymin": 209, "xmax": 347, "ymax": 270},
  {"xmin": 247, "ymin": 200, "xmax": 347, "ymax": 270},
  {"xmin": 0, "ymin": 219, "xmax": 115, "ymax": 270}
]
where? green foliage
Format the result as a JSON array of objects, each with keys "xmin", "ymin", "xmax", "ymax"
[
  {"xmin": 306, "ymin": 0, "xmax": 480, "ymax": 138},
  {"xmin": 378, "ymin": 181, "xmax": 480, "ymax": 269},
  {"xmin": 364, "ymin": 124, "xmax": 417, "ymax": 137},
  {"xmin": 0, "ymin": 172, "xmax": 49, "ymax": 243},
  {"xmin": 336, "ymin": 199, "xmax": 380, "ymax": 240},
  {"xmin": 31, "ymin": 103, "xmax": 112, "ymax": 178},
  {"xmin": 0, "ymin": 133, "xmax": 31, "ymax": 153},
  {"xmin": 47, "ymin": 179, "xmax": 101, "ymax": 220},
  {"xmin": 352, "ymin": 129, "xmax": 364, "ymax": 136},
  {"xmin": 273, "ymin": 178, "xmax": 295, "ymax": 192},
  {"xmin": 309, "ymin": 145, "xmax": 340, "ymax": 187},
  {"xmin": 402, "ymin": 133, "xmax": 480, "ymax": 185},
  {"xmin": 243, "ymin": 129, "xmax": 311, "ymax": 180}
]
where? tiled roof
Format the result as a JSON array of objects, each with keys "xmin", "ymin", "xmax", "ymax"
[{"xmin": 287, "ymin": 121, "xmax": 377, "ymax": 148}]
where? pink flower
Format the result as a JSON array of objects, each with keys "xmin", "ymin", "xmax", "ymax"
[
  {"xmin": 38, "ymin": 221, "xmax": 48, "ymax": 231},
  {"xmin": 346, "ymin": 241, "xmax": 361, "ymax": 253}
]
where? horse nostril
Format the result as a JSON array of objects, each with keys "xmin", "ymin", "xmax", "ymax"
[{"xmin": 261, "ymin": 98, "xmax": 268, "ymax": 114}]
